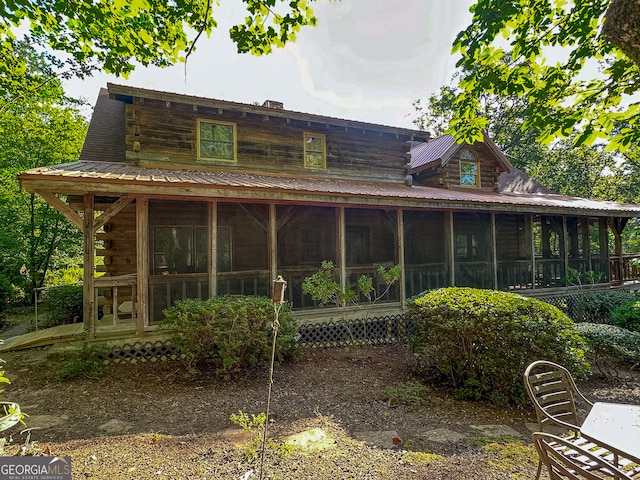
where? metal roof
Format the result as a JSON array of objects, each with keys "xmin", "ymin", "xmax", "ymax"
[
  {"xmin": 409, "ymin": 136, "xmax": 458, "ymax": 170},
  {"xmin": 18, "ymin": 161, "xmax": 640, "ymax": 217},
  {"xmin": 409, "ymin": 133, "xmax": 512, "ymax": 174}
]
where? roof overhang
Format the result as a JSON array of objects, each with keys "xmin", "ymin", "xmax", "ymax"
[{"xmin": 18, "ymin": 161, "xmax": 640, "ymax": 218}]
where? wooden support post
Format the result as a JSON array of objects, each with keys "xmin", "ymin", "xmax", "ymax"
[
  {"xmin": 530, "ymin": 215, "xmax": 536, "ymax": 290},
  {"xmin": 397, "ymin": 207, "xmax": 406, "ymax": 308},
  {"xmin": 269, "ymin": 203, "xmax": 277, "ymax": 298},
  {"xmin": 338, "ymin": 207, "xmax": 347, "ymax": 292},
  {"xmin": 136, "ymin": 196, "xmax": 149, "ymax": 334},
  {"xmin": 209, "ymin": 201, "xmax": 217, "ymax": 297},
  {"xmin": 562, "ymin": 216, "xmax": 569, "ymax": 281},
  {"xmin": 83, "ymin": 194, "xmax": 95, "ymax": 339},
  {"xmin": 447, "ymin": 211, "xmax": 455, "ymax": 286},
  {"xmin": 491, "ymin": 213, "xmax": 498, "ymax": 290}
]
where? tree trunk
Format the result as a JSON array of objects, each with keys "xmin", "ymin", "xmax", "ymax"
[{"xmin": 603, "ymin": 0, "xmax": 640, "ymax": 66}]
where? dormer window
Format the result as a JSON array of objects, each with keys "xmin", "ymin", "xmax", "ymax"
[
  {"xmin": 304, "ymin": 133, "xmax": 326, "ymax": 168},
  {"xmin": 459, "ymin": 149, "xmax": 479, "ymax": 187},
  {"xmin": 197, "ymin": 119, "xmax": 237, "ymax": 162}
]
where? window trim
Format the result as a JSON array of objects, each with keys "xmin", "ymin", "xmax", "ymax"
[
  {"xmin": 304, "ymin": 132, "xmax": 326, "ymax": 169},
  {"xmin": 459, "ymin": 159, "xmax": 480, "ymax": 188},
  {"xmin": 196, "ymin": 118, "xmax": 237, "ymax": 163}
]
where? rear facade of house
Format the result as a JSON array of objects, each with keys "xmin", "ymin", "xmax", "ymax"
[{"xmin": 18, "ymin": 84, "xmax": 640, "ymax": 339}]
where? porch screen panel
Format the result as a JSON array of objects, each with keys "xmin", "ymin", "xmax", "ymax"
[
  {"xmin": 495, "ymin": 214, "xmax": 532, "ymax": 290},
  {"xmin": 148, "ymin": 200, "xmax": 209, "ymax": 323},
  {"xmin": 533, "ymin": 215, "xmax": 566, "ymax": 288},
  {"xmin": 453, "ymin": 212, "xmax": 493, "ymax": 289},
  {"xmin": 345, "ymin": 208, "xmax": 399, "ymax": 304},
  {"xmin": 277, "ymin": 205, "xmax": 337, "ymax": 308},
  {"xmin": 566, "ymin": 217, "xmax": 609, "ymax": 285},
  {"xmin": 216, "ymin": 202, "xmax": 270, "ymax": 298},
  {"xmin": 403, "ymin": 210, "xmax": 449, "ymax": 297},
  {"xmin": 589, "ymin": 218, "xmax": 609, "ymax": 283}
]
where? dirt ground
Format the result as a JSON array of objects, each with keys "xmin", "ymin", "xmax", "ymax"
[{"xmin": 1, "ymin": 344, "xmax": 639, "ymax": 479}]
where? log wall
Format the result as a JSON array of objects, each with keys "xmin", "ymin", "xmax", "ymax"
[
  {"xmin": 125, "ymin": 98, "xmax": 410, "ymax": 182},
  {"xmin": 417, "ymin": 143, "xmax": 503, "ymax": 191}
]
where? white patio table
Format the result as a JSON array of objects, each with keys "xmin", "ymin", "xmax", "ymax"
[{"xmin": 580, "ymin": 402, "xmax": 640, "ymax": 467}]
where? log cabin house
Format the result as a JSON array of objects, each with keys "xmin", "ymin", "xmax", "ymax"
[{"xmin": 17, "ymin": 84, "xmax": 640, "ymax": 340}]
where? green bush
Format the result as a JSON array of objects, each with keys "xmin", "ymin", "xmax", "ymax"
[
  {"xmin": 39, "ymin": 284, "xmax": 83, "ymax": 328},
  {"xmin": 564, "ymin": 290, "xmax": 638, "ymax": 324},
  {"xmin": 408, "ymin": 287, "xmax": 589, "ymax": 406},
  {"xmin": 574, "ymin": 322, "xmax": 640, "ymax": 375},
  {"xmin": 160, "ymin": 296, "xmax": 299, "ymax": 373},
  {"xmin": 610, "ymin": 300, "xmax": 640, "ymax": 333}
]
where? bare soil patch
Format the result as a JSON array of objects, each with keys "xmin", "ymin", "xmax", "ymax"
[{"xmin": 2, "ymin": 345, "xmax": 639, "ymax": 479}]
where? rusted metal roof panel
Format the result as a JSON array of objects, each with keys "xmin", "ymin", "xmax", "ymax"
[
  {"xmin": 409, "ymin": 135, "xmax": 457, "ymax": 170},
  {"xmin": 18, "ymin": 161, "xmax": 640, "ymax": 216}
]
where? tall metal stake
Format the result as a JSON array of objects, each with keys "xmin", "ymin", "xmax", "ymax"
[{"xmin": 259, "ymin": 276, "xmax": 287, "ymax": 480}]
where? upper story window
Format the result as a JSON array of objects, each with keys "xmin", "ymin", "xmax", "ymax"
[
  {"xmin": 459, "ymin": 149, "xmax": 479, "ymax": 187},
  {"xmin": 197, "ymin": 119, "xmax": 237, "ymax": 162},
  {"xmin": 304, "ymin": 133, "xmax": 326, "ymax": 168}
]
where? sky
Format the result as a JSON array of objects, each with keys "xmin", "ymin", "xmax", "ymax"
[{"xmin": 63, "ymin": 0, "xmax": 473, "ymax": 130}]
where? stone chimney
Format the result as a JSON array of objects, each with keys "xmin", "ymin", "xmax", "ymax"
[{"xmin": 262, "ymin": 100, "xmax": 284, "ymax": 109}]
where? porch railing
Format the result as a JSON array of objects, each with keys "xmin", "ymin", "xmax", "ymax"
[
  {"xmin": 149, "ymin": 273, "xmax": 209, "ymax": 323},
  {"xmin": 610, "ymin": 254, "xmax": 640, "ymax": 284},
  {"xmin": 94, "ymin": 274, "xmax": 137, "ymax": 332}
]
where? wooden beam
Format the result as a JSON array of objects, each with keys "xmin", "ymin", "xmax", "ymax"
[
  {"xmin": 530, "ymin": 215, "xmax": 536, "ymax": 290},
  {"xmin": 83, "ymin": 194, "xmax": 95, "ymax": 339},
  {"xmin": 39, "ymin": 192, "xmax": 83, "ymax": 230},
  {"xmin": 209, "ymin": 201, "xmax": 217, "ymax": 297},
  {"xmin": 447, "ymin": 211, "xmax": 455, "ymax": 286},
  {"xmin": 397, "ymin": 207, "xmax": 406, "ymax": 308},
  {"xmin": 270, "ymin": 203, "xmax": 277, "ymax": 298},
  {"xmin": 338, "ymin": 207, "xmax": 347, "ymax": 292},
  {"xmin": 491, "ymin": 213, "xmax": 497, "ymax": 289},
  {"xmin": 562, "ymin": 216, "xmax": 569, "ymax": 280},
  {"xmin": 239, "ymin": 204, "xmax": 268, "ymax": 232},
  {"xmin": 136, "ymin": 196, "xmax": 149, "ymax": 333},
  {"xmin": 93, "ymin": 195, "xmax": 134, "ymax": 234}
]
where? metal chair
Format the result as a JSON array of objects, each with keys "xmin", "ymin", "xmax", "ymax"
[
  {"xmin": 525, "ymin": 360, "xmax": 602, "ymax": 480},
  {"xmin": 533, "ymin": 432, "xmax": 632, "ymax": 480},
  {"xmin": 524, "ymin": 360, "xmax": 592, "ymax": 433},
  {"xmin": 525, "ymin": 361, "xmax": 640, "ymax": 479}
]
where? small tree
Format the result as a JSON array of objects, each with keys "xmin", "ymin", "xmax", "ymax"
[
  {"xmin": 302, "ymin": 261, "xmax": 401, "ymax": 319},
  {"xmin": 301, "ymin": 261, "xmax": 355, "ymax": 311}
]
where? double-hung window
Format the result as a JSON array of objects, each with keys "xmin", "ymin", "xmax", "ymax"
[
  {"xmin": 304, "ymin": 133, "xmax": 326, "ymax": 168},
  {"xmin": 198, "ymin": 119, "xmax": 237, "ymax": 162}
]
